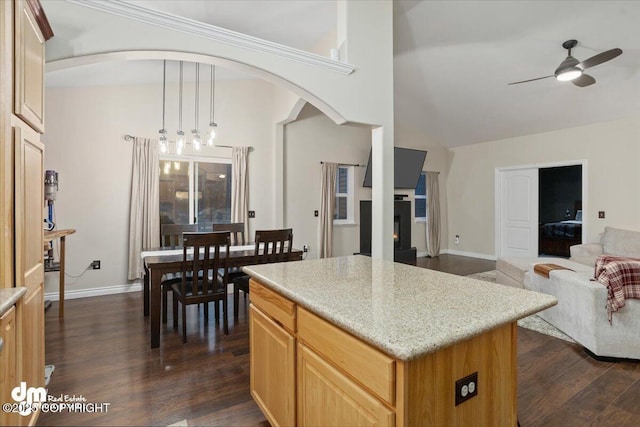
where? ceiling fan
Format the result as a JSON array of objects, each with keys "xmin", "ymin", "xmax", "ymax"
[{"xmin": 508, "ymin": 39, "xmax": 622, "ymax": 87}]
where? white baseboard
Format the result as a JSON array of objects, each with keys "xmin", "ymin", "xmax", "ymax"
[
  {"xmin": 440, "ymin": 249, "xmax": 497, "ymax": 261},
  {"xmin": 44, "ymin": 282, "xmax": 239, "ymax": 301},
  {"xmin": 44, "ymin": 282, "xmax": 142, "ymax": 301},
  {"xmin": 417, "ymin": 251, "xmax": 428, "ymax": 258}
]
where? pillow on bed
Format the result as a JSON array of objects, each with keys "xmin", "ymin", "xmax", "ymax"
[{"xmin": 575, "ymin": 210, "xmax": 583, "ymax": 221}]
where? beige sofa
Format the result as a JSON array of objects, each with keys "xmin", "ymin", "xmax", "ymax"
[{"xmin": 521, "ymin": 226, "xmax": 640, "ymax": 359}]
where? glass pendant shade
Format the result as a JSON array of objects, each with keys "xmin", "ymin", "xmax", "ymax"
[
  {"xmin": 159, "ymin": 137, "xmax": 168, "ymax": 154},
  {"xmin": 207, "ymin": 123, "xmax": 217, "ymax": 146},
  {"xmin": 192, "ymin": 130, "xmax": 201, "ymax": 151},
  {"xmin": 158, "ymin": 127, "xmax": 168, "ymax": 153},
  {"xmin": 176, "ymin": 131, "xmax": 185, "ymax": 155}
]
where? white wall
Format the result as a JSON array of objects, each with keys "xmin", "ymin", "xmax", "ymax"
[
  {"xmin": 446, "ymin": 115, "xmax": 640, "ymax": 258},
  {"xmin": 283, "ymin": 104, "xmax": 371, "ymax": 258},
  {"xmin": 43, "ymin": 78, "xmax": 292, "ymax": 296}
]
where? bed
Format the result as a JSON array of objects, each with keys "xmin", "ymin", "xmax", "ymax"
[{"xmin": 539, "ymin": 204, "xmax": 582, "ymax": 257}]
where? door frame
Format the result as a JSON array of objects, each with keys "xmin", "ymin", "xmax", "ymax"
[{"xmin": 495, "ymin": 159, "xmax": 588, "ymax": 258}]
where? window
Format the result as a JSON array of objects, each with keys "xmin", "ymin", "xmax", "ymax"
[
  {"xmin": 334, "ymin": 165, "xmax": 354, "ymax": 224},
  {"xmin": 159, "ymin": 157, "xmax": 232, "ymax": 231},
  {"xmin": 415, "ymin": 171, "xmax": 427, "ymax": 221}
]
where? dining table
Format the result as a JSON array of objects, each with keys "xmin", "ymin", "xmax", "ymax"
[{"xmin": 141, "ymin": 245, "xmax": 303, "ymax": 348}]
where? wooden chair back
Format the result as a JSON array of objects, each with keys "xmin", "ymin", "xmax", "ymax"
[
  {"xmin": 179, "ymin": 232, "xmax": 230, "ymax": 300},
  {"xmin": 161, "ymin": 224, "xmax": 198, "ymax": 248},
  {"xmin": 212, "ymin": 222, "xmax": 246, "ymax": 246},
  {"xmin": 253, "ymin": 228, "xmax": 294, "ymax": 264}
]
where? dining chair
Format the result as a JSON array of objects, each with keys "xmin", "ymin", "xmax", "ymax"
[
  {"xmin": 172, "ymin": 231, "xmax": 230, "ymax": 342},
  {"xmin": 212, "ymin": 222, "xmax": 246, "ymax": 284},
  {"xmin": 161, "ymin": 223, "xmax": 199, "ymax": 248},
  {"xmin": 212, "ymin": 222, "xmax": 245, "ymax": 246},
  {"xmin": 160, "ymin": 224, "xmax": 198, "ymax": 323},
  {"xmin": 233, "ymin": 228, "xmax": 293, "ymax": 319}
]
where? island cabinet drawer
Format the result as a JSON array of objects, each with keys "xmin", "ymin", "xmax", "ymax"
[
  {"xmin": 297, "ymin": 307, "xmax": 396, "ymax": 406},
  {"xmin": 249, "ymin": 279, "xmax": 296, "ymax": 334}
]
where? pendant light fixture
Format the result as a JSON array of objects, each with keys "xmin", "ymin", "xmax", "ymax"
[
  {"xmin": 158, "ymin": 60, "xmax": 168, "ymax": 153},
  {"xmin": 176, "ymin": 61, "xmax": 186, "ymax": 156},
  {"xmin": 191, "ymin": 63, "xmax": 202, "ymax": 151},
  {"xmin": 207, "ymin": 64, "xmax": 217, "ymax": 146}
]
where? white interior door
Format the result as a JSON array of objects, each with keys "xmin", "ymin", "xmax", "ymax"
[{"xmin": 499, "ymin": 168, "xmax": 539, "ymax": 257}]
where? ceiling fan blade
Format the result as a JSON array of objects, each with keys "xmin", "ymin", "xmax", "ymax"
[
  {"xmin": 508, "ymin": 75, "xmax": 554, "ymax": 85},
  {"xmin": 579, "ymin": 48, "xmax": 622, "ymax": 70},
  {"xmin": 572, "ymin": 74, "xmax": 596, "ymax": 87}
]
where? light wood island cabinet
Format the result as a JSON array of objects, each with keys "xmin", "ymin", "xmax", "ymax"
[
  {"xmin": 245, "ymin": 256, "xmax": 557, "ymax": 427},
  {"xmin": 249, "ymin": 281, "xmax": 296, "ymax": 427}
]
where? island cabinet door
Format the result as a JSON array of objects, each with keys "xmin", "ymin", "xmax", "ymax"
[
  {"xmin": 249, "ymin": 305, "xmax": 295, "ymax": 427},
  {"xmin": 297, "ymin": 343, "xmax": 395, "ymax": 427}
]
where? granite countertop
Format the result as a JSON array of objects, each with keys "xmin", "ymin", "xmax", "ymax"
[
  {"xmin": 243, "ymin": 255, "xmax": 557, "ymax": 361},
  {"xmin": 0, "ymin": 287, "xmax": 27, "ymax": 317}
]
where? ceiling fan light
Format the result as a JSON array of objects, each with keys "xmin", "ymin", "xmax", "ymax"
[{"xmin": 556, "ymin": 67, "xmax": 582, "ymax": 82}]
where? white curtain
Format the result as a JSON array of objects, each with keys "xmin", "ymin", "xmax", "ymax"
[
  {"xmin": 425, "ymin": 171, "xmax": 441, "ymax": 257},
  {"xmin": 319, "ymin": 162, "xmax": 338, "ymax": 258},
  {"xmin": 127, "ymin": 137, "xmax": 160, "ymax": 280},
  {"xmin": 231, "ymin": 146, "xmax": 249, "ymax": 240}
]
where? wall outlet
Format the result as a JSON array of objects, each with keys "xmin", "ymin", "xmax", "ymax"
[
  {"xmin": 91, "ymin": 260, "xmax": 101, "ymax": 270},
  {"xmin": 598, "ymin": 211, "xmax": 605, "ymax": 219},
  {"xmin": 314, "ymin": 210, "xmax": 319, "ymax": 217},
  {"xmin": 455, "ymin": 371, "xmax": 478, "ymax": 406},
  {"xmin": 455, "ymin": 235, "xmax": 460, "ymax": 245},
  {"xmin": 303, "ymin": 245, "xmax": 309, "ymax": 253},
  {"xmin": 248, "ymin": 210, "xmax": 256, "ymax": 218}
]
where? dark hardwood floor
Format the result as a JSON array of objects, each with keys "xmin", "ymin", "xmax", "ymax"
[{"xmin": 38, "ymin": 255, "xmax": 640, "ymax": 426}]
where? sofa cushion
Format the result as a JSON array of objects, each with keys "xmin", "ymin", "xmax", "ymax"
[{"xmin": 602, "ymin": 226, "xmax": 640, "ymax": 258}]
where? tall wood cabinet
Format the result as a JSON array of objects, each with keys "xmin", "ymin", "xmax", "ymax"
[
  {"xmin": 0, "ymin": 1, "xmax": 52, "ymax": 426},
  {"xmin": 0, "ymin": 307, "xmax": 19, "ymax": 427}
]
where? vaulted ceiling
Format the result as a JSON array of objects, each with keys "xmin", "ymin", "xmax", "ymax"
[{"xmin": 43, "ymin": 0, "xmax": 640, "ymax": 148}]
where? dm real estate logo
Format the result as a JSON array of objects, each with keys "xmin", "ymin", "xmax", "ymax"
[{"xmin": 10, "ymin": 382, "xmax": 46, "ymax": 416}]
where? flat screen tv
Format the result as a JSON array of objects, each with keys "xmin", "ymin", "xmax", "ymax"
[{"xmin": 362, "ymin": 147, "xmax": 427, "ymax": 189}]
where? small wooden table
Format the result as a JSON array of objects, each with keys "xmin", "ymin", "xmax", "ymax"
[{"xmin": 44, "ymin": 228, "xmax": 76, "ymax": 318}]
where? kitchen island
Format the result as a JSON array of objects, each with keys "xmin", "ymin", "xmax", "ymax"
[{"xmin": 243, "ymin": 255, "xmax": 557, "ymax": 426}]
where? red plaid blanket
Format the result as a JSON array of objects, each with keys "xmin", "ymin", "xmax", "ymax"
[{"xmin": 594, "ymin": 255, "xmax": 640, "ymax": 322}]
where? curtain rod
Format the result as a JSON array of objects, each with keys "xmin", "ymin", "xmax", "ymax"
[
  {"xmin": 214, "ymin": 144, "xmax": 254, "ymax": 152},
  {"xmin": 320, "ymin": 161, "xmax": 364, "ymax": 167},
  {"xmin": 123, "ymin": 135, "xmax": 253, "ymax": 151}
]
